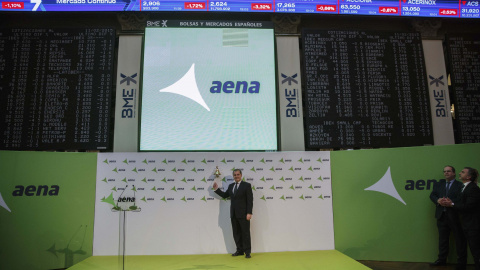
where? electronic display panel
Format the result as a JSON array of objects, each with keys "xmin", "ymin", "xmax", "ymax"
[
  {"xmin": 446, "ymin": 33, "xmax": 480, "ymax": 143},
  {"xmin": 140, "ymin": 21, "xmax": 277, "ymax": 151},
  {"xmin": 0, "ymin": 28, "xmax": 115, "ymax": 151},
  {"xmin": 1, "ymin": 0, "xmax": 479, "ymax": 18},
  {"xmin": 302, "ymin": 30, "xmax": 433, "ymax": 149}
]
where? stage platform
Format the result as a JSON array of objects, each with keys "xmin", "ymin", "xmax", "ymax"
[{"xmin": 68, "ymin": 250, "xmax": 370, "ymax": 270}]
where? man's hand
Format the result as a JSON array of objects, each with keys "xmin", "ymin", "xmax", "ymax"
[
  {"xmin": 440, "ymin": 197, "xmax": 453, "ymax": 207},
  {"xmin": 246, "ymin": 214, "xmax": 252, "ymax": 221},
  {"xmin": 213, "ymin": 182, "xmax": 218, "ymax": 190},
  {"xmin": 437, "ymin": 197, "xmax": 444, "ymax": 204}
]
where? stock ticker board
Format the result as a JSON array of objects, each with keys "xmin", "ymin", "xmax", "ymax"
[
  {"xmin": 0, "ymin": 28, "xmax": 115, "ymax": 151},
  {"xmin": 446, "ymin": 34, "xmax": 480, "ymax": 144},
  {"xmin": 302, "ymin": 30, "xmax": 433, "ymax": 149},
  {"xmin": 0, "ymin": 0, "xmax": 479, "ymax": 17}
]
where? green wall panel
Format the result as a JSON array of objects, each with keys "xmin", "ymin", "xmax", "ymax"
[
  {"xmin": 332, "ymin": 143, "xmax": 480, "ymax": 262},
  {"xmin": 0, "ymin": 151, "xmax": 97, "ymax": 270}
]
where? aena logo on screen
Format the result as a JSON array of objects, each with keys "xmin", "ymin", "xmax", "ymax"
[{"xmin": 158, "ymin": 63, "xmax": 260, "ymax": 111}]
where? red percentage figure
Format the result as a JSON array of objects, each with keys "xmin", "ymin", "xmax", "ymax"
[
  {"xmin": 251, "ymin": 3, "xmax": 272, "ymax": 10},
  {"xmin": 2, "ymin": 2, "xmax": 24, "ymax": 9},
  {"xmin": 184, "ymin": 2, "xmax": 205, "ymax": 9},
  {"xmin": 379, "ymin": 6, "xmax": 398, "ymax": 13},
  {"xmin": 439, "ymin": 8, "xmax": 457, "ymax": 15},
  {"xmin": 316, "ymin": 5, "xmax": 337, "ymax": 11}
]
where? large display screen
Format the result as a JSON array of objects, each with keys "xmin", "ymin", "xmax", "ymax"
[
  {"xmin": 302, "ymin": 30, "xmax": 433, "ymax": 149},
  {"xmin": 0, "ymin": 28, "xmax": 115, "ymax": 151},
  {"xmin": 446, "ymin": 33, "xmax": 480, "ymax": 144},
  {"xmin": 140, "ymin": 21, "xmax": 277, "ymax": 151},
  {"xmin": 1, "ymin": 0, "xmax": 479, "ymax": 18}
]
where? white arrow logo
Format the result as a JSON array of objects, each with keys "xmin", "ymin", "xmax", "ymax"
[
  {"xmin": 0, "ymin": 192, "xmax": 12, "ymax": 212},
  {"xmin": 364, "ymin": 166, "xmax": 406, "ymax": 205},
  {"xmin": 159, "ymin": 63, "xmax": 210, "ymax": 111}
]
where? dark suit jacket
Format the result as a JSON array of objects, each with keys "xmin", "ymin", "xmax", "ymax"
[
  {"xmin": 430, "ymin": 179, "xmax": 463, "ymax": 219},
  {"xmin": 453, "ymin": 182, "xmax": 480, "ymax": 230},
  {"xmin": 215, "ymin": 181, "xmax": 253, "ymax": 219}
]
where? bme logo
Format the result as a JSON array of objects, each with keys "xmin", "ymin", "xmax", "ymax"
[
  {"xmin": 281, "ymin": 73, "xmax": 300, "ymax": 117},
  {"xmin": 120, "ymin": 73, "xmax": 138, "ymax": 119},
  {"xmin": 428, "ymin": 75, "xmax": 448, "ymax": 117}
]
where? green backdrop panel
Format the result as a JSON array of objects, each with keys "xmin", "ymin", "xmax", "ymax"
[
  {"xmin": 0, "ymin": 151, "xmax": 97, "ymax": 270},
  {"xmin": 332, "ymin": 143, "xmax": 480, "ymax": 262}
]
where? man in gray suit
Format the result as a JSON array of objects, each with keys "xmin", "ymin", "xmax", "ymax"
[
  {"xmin": 430, "ymin": 165, "xmax": 466, "ymax": 268},
  {"xmin": 213, "ymin": 169, "xmax": 253, "ymax": 258}
]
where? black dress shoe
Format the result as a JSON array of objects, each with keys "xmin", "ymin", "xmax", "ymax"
[
  {"xmin": 245, "ymin": 253, "xmax": 251, "ymax": 258},
  {"xmin": 232, "ymin": 251, "xmax": 244, "ymax": 256},
  {"xmin": 455, "ymin": 264, "xmax": 466, "ymax": 270},
  {"xmin": 430, "ymin": 260, "xmax": 447, "ymax": 266}
]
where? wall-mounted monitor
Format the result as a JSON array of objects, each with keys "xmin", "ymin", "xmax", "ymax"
[{"xmin": 140, "ymin": 20, "xmax": 277, "ymax": 151}]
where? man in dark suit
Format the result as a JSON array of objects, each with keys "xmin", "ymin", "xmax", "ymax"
[
  {"xmin": 443, "ymin": 167, "xmax": 480, "ymax": 270},
  {"xmin": 213, "ymin": 169, "xmax": 253, "ymax": 258},
  {"xmin": 430, "ymin": 166, "xmax": 466, "ymax": 268}
]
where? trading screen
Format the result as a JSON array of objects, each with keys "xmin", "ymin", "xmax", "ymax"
[{"xmin": 1, "ymin": 0, "xmax": 479, "ymax": 18}]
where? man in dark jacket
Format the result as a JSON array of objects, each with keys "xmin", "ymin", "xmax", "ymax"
[
  {"xmin": 213, "ymin": 169, "xmax": 253, "ymax": 258},
  {"xmin": 443, "ymin": 167, "xmax": 480, "ymax": 270},
  {"xmin": 430, "ymin": 166, "xmax": 466, "ymax": 268}
]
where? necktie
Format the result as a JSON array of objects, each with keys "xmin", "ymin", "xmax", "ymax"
[
  {"xmin": 446, "ymin": 181, "xmax": 451, "ymax": 196},
  {"xmin": 234, "ymin": 183, "xmax": 238, "ymax": 195},
  {"xmin": 461, "ymin": 184, "xmax": 466, "ymax": 192}
]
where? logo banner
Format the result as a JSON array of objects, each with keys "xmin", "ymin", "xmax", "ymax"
[
  {"xmin": 332, "ymin": 143, "xmax": 480, "ymax": 262},
  {"xmin": 114, "ymin": 35, "xmax": 142, "ymax": 152},
  {"xmin": 0, "ymin": 151, "xmax": 97, "ymax": 270},
  {"xmin": 423, "ymin": 40, "xmax": 455, "ymax": 145},
  {"xmin": 276, "ymin": 36, "xmax": 305, "ymax": 151},
  {"xmin": 94, "ymin": 152, "xmax": 333, "ymax": 255}
]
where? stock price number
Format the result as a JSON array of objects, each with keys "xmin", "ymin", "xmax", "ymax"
[
  {"xmin": 210, "ymin": 1, "xmax": 227, "ymax": 6},
  {"xmin": 143, "ymin": 1, "xmax": 160, "ymax": 6},
  {"xmin": 402, "ymin": 6, "xmax": 420, "ymax": 15},
  {"xmin": 341, "ymin": 4, "xmax": 360, "ymax": 9},
  {"xmin": 402, "ymin": 6, "xmax": 420, "ymax": 11},
  {"xmin": 462, "ymin": 8, "xmax": 479, "ymax": 13},
  {"xmin": 210, "ymin": 1, "xmax": 230, "ymax": 10},
  {"xmin": 276, "ymin": 2, "xmax": 295, "ymax": 8}
]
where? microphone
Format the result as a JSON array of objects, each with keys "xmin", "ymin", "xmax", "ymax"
[{"xmin": 129, "ymin": 185, "xmax": 138, "ymax": 210}]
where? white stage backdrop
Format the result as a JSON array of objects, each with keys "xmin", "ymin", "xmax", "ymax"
[{"xmin": 93, "ymin": 152, "xmax": 334, "ymax": 255}]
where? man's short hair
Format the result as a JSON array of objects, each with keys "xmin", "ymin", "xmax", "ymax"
[
  {"xmin": 464, "ymin": 167, "xmax": 478, "ymax": 182},
  {"xmin": 444, "ymin": 165, "xmax": 456, "ymax": 173},
  {"xmin": 233, "ymin": 169, "xmax": 242, "ymax": 175}
]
